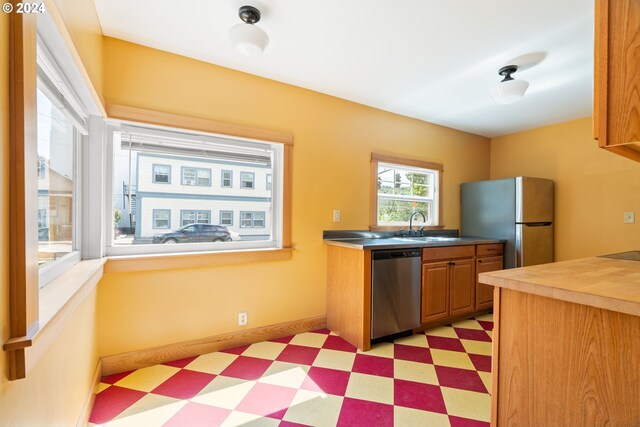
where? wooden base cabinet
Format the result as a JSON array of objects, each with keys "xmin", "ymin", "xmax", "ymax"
[{"xmin": 421, "ymin": 261, "xmax": 450, "ymax": 323}]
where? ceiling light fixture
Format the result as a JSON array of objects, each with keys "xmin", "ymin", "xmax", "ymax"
[
  {"xmin": 229, "ymin": 5, "xmax": 269, "ymax": 57},
  {"xmin": 490, "ymin": 65, "xmax": 529, "ymax": 104}
]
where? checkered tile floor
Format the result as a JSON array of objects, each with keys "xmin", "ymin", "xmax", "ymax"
[{"xmin": 89, "ymin": 314, "xmax": 493, "ymax": 426}]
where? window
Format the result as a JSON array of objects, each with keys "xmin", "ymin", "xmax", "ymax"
[
  {"xmin": 182, "ymin": 167, "xmax": 211, "ymax": 186},
  {"xmin": 241, "ymin": 211, "xmax": 266, "ymax": 228},
  {"xmin": 371, "ymin": 153, "xmax": 442, "ymax": 228},
  {"xmin": 240, "ymin": 171, "xmax": 255, "ymax": 189},
  {"xmin": 220, "ymin": 210, "xmax": 233, "ymax": 226},
  {"xmin": 266, "ymin": 174, "xmax": 272, "ymax": 190},
  {"xmin": 153, "ymin": 164, "xmax": 171, "ymax": 183},
  {"xmin": 153, "ymin": 209, "xmax": 170, "ymax": 228},
  {"xmin": 181, "ymin": 210, "xmax": 210, "ymax": 226},
  {"xmin": 221, "ymin": 170, "xmax": 232, "ymax": 188}
]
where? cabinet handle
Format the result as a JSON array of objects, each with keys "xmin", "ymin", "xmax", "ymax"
[
  {"xmin": 449, "ymin": 262, "xmax": 455, "ymax": 266},
  {"xmin": 478, "ymin": 260, "xmax": 483, "ymax": 263}
]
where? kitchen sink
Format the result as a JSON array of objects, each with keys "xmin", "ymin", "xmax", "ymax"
[{"xmin": 390, "ymin": 236, "xmax": 459, "ymax": 242}]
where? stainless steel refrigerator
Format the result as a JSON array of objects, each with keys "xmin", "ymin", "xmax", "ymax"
[{"xmin": 461, "ymin": 177, "xmax": 554, "ymax": 269}]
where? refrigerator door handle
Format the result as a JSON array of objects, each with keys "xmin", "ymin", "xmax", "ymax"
[
  {"xmin": 515, "ymin": 223, "xmax": 554, "ymax": 268},
  {"xmin": 516, "ymin": 222, "xmax": 553, "ymax": 227}
]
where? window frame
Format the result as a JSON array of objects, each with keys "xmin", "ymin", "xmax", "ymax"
[
  {"xmin": 152, "ymin": 164, "xmax": 171, "ymax": 184},
  {"xmin": 240, "ymin": 211, "xmax": 266, "ymax": 228},
  {"xmin": 152, "ymin": 209, "xmax": 171, "ymax": 229},
  {"xmin": 220, "ymin": 210, "xmax": 234, "ymax": 226},
  {"xmin": 221, "ymin": 169, "xmax": 233, "ymax": 188},
  {"xmin": 370, "ymin": 153, "xmax": 444, "ymax": 231},
  {"xmin": 266, "ymin": 173, "xmax": 272, "ymax": 190},
  {"xmin": 240, "ymin": 171, "xmax": 255, "ymax": 189},
  {"xmin": 181, "ymin": 166, "xmax": 212, "ymax": 187},
  {"xmin": 180, "ymin": 209, "xmax": 211, "ymax": 226}
]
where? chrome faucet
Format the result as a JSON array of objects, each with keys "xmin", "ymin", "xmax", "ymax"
[{"xmin": 409, "ymin": 212, "xmax": 426, "ymax": 236}]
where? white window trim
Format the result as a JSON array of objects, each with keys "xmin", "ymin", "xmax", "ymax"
[{"xmin": 104, "ymin": 121, "xmax": 284, "ymax": 257}]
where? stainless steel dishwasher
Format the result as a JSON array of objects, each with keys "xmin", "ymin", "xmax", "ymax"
[{"xmin": 371, "ymin": 248, "xmax": 422, "ymax": 340}]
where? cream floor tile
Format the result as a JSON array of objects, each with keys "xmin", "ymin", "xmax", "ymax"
[
  {"xmin": 394, "ymin": 334, "xmax": 429, "ymax": 348},
  {"xmin": 451, "ymin": 319, "xmax": 484, "ymax": 330},
  {"xmin": 441, "ymin": 386, "xmax": 491, "ymax": 422},
  {"xmin": 423, "ymin": 325, "xmax": 458, "ymax": 338},
  {"xmin": 184, "ymin": 351, "xmax": 239, "ymax": 375},
  {"xmin": 258, "ymin": 361, "xmax": 310, "ymax": 389},
  {"xmin": 108, "ymin": 394, "xmax": 186, "ymax": 427},
  {"xmin": 345, "ymin": 372, "xmax": 394, "ymax": 405},
  {"xmin": 283, "ymin": 389, "xmax": 343, "ymax": 427},
  {"xmin": 430, "ymin": 349, "xmax": 475, "ymax": 370},
  {"xmin": 479, "ymin": 371, "xmax": 492, "ymax": 392},
  {"xmin": 394, "ymin": 405, "xmax": 451, "ymax": 427},
  {"xmin": 221, "ymin": 411, "xmax": 279, "ymax": 427},
  {"xmin": 476, "ymin": 313, "xmax": 494, "ymax": 322},
  {"xmin": 97, "ymin": 382, "xmax": 111, "ymax": 393},
  {"xmin": 191, "ymin": 376, "xmax": 255, "ymax": 410},
  {"xmin": 359, "ymin": 342, "xmax": 395, "ymax": 358},
  {"xmin": 461, "ymin": 339, "xmax": 493, "ymax": 356},
  {"xmin": 288, "ymin": 332, "xmax": 328, "ymax": 348},
  {"xmin": 487, "ymin": 330, "xmax": 493, "ymax": 339},
  {"xmin": 313, "ymin": 349, "xmax": 356, "ymax": 371},
  {"xmin": 394, "ymin": 359, "xmax": 438, "ymax": 385},
  {"xmin": 114, "ymin": 364, "xmax": 180, "ymax": 392},
  {"xmin": 241, "ymin": 341, "xmax": 287, "ymax": 360}
]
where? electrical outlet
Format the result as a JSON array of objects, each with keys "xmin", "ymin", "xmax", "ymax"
[
  {"xmin": 238, "ymin": 311, "xmax": 248, "ymax": 326},
  {"xmin": 333, "ymin": 209, "xmax": 341, "ymax": 222},
  {"xmin": 624, "ymin": 212, "xmax": 635, "ymax": 224}
]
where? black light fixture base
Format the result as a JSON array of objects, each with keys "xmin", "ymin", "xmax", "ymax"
[
  {"xmin": 498, "ymin": 65, "xmax": 518, "ymax": 82},
  {"xmin": 239, "ymin": 5, "xmax": 261, "ymax": 24}
]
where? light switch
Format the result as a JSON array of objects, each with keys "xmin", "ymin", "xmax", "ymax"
[
  {"xmin": 624, "ymin": 212, "xmax": 635, "ymax": 224},
  {"xmin": 333, "ymin": 210, "xmax": 341, "ymax": 222}
]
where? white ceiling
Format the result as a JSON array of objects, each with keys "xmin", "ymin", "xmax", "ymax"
[{"xmin": 93, "ymin": 0, "xmax": 594, "ymax": 138}]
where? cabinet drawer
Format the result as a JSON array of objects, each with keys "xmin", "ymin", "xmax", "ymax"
[
  {"xmin": 423, "ymin": 245, "xmax": 474, "ymax": 262},
  {"xmin": 476, "ymin": 243, "xmax": 504, "ymax": 257}
]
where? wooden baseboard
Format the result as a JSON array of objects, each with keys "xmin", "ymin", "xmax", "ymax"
[
  {"xmin": 101, "ymin": 316, "xmax": 327, "ymax": 376},
  {"xmin": 77, "ymin": 359, "xmax": 101, "ymax": 427},
  {"xmin": 414, "ymin": 308, "xmax": 493, "ymax": 333}
]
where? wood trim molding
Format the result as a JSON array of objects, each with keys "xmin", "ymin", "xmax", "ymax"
[
  {"xmin": 7, "ymin": 10, "xmax": 39, "ymax": 381},
  {"xmin": 105, "ymin": 248, "xmax": 292, "ymax": 274},
  {"xmin": 490, "ymin": 287, "xmax": 501, "ymax": 426},
  {"xmin": 106, "ymin": 104, "xmax": 294, "ymax": 145},
  {"xmin": 593, "ymin": 0, "xmax": 608, "ymax": 143},
  {"xmin": 100, "ymin": 316, "xmax": 327, "ymax": 376},
  {"xmin": 282, "ymin": 144, "xmax": 293, "ymax": 248},
  {"xmin": 76, "ymin": 360, "xmax": 102, "ymax": 427},
  {"xmin": 371, "ymin": 152, "xmax": 444, "ymax": 172}
]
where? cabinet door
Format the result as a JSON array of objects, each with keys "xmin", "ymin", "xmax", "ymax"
[
  {"xmin": 475, "ymin": 256, "xmax": 503, "ymax": 311},
  {"xmin": 449, "ymin": 259, "xmax": 475, "ymax": 317},
  {"xmin": 421, "ymin": 261, "xmax": 449, "ymax": 324}
]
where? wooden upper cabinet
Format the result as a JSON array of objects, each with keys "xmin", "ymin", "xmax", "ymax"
[{"xmin": 594, "ymin": 0, "xmax": 640, "ymax": 162}]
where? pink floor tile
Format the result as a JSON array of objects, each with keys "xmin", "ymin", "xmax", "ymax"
[
  {"xmin": 337, "ymin": 397, "xmax": 394, "ymax": 427},
  {"xmin": 163, "ymin": 401, "xmax": 231, "ymax": 427},
  {"xmin": 220, "ymin": 356, "xmax": 274, "ymax": 380},
  {"xmin": 220, "ymin": 344, "xmax": 251, "ymax": 355},
  {"xmin": 394, "ymin": 344, "xmax": 433, "ymax": 364},
  {"xmin": 394, "ymin": 379, "xmax": 447, "ymax": 414},
  {"xmin": 322, "ymin": 335, "xmax": 358, "ymax": 353},
  {"xmin": 435, "ymin": 366, "xmax": 487, "ymax": 393},
  {"xmin": 235, "ymin": 382, "xmax": 298, "ymax": 419},
  {"xmin": 351, "ymin": 354, "xmax": 394, "ymax": 378},
  {"xmin": 280, "ymin": 421, "xmax": 313, "ymax": 427},
  {"xmin": 276, "ymin": 344, "xmax": 321, "ymax": 365},
  {"xmin": 449, "ymin": 415, "xmax": 491, "ymax": 427},
  {"xmin": 477, "ymin": 320, "xmax": 494, "ymax": 331},
  {"xmin": 270, "ymin": 335, "xmax": 295, "ymax": 344},
  {"xmin": 454, "ymin": 328, "xmax": 492, "ymax": 342},
  {"xmin": 152, "ymin": 369, "xmax": 216, "ymax": 399},
  {"xmin": 426, "ymin": 335, "xmax": 466, "ymax": 352},
  {"xmin": 300, "ymin": 366, "xmax": 351, "ymax": 396},
  {"xmin": 163, "ymin": 356, "xmax": 198, "ymax": 369},
  {"xmin": 311, "ymin": 328, "xmax": 332, "ymax": 335},
  {"xmin": 100, "ymin": 370, "xmax": 134, "ymax": 385},
  {"xmin": 469, "ymin": 354, "xmax": 492, "ymax": 372},
  {"xmin": 88, "ymin": 386, "xmax": 147, "ymax": 424}
]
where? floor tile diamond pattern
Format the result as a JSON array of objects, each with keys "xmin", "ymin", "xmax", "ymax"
[{"xmin": 89, "ymin": 316, "xmax": 492, "ymax": 426}]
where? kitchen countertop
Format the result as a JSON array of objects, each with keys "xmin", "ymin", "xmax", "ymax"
[
  {"xmin": 479, "ymin": 256, "xmax": 640, "ymax": 317},
  {"xmin": 324, "ymin": 236, "xmax": 504, "ymax": 250}
]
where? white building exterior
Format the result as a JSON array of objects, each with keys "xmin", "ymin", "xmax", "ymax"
[{"xmin": 134, "ymin": 153, "xmax": 272, "ymax": 241}]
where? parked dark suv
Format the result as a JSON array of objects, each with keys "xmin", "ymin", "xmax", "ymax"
[{"xmin": 152, "ymin": 224, "xmax": 232, "ymax": 244}]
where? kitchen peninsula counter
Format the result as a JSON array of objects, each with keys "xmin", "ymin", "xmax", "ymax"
[{"xmin": 479, "ymin": 256, "xmax": 640, "ymax": 426}]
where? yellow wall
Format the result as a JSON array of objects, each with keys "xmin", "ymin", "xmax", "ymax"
[
  {"xmin": 98, "ymin": 37, "xmax": 491, "ymax": 356},
  {"xmin": 490, "ymin": 117, "xmax": 640, "ymax": 261},
  {"xmin": 0, "ymin": 11, "xmax": 99, "ymax": 426}
]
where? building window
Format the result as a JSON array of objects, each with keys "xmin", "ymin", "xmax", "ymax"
[
  {"xmin": 153, "ymin": 164, "xmax": 171, "ymax": 183},
  {"xmin": 37, "ymin": 157, "xmax": 46, "ymax": 179},
  {"xmin": 221, "ymin": 170, "xmax": 232, "ymax": 188},
  {"xmin": 266, "ymin": 174, "xmax": 272, "ymax": 190},
  {"xmin": 220, "ymin": 210, "xmax": 233, "ymax": 226},
  {"xmin": 181, "ymin": 210, "xmax": 210, "ymax": 226},
  {"xmin": 372, "ymin": 153, "xmax": 442, "ymax": 228},
  {"xmin": 182, "ymin": 167, "xmax": 212, "ymax": 186},
  {"xmin": 153, "ymin": 209, "xmax": 170, "ymax": 228},
  {"xmin": 240, "ymin": 171, "xmax": 255, "ymax": 189},
  {"xmin": 240, "ymin": 211, "xmax": 265, "ymax": 228}
]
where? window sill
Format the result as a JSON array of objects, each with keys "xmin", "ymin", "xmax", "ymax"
[
  {"xmin": 3, "ymin": 258, "xmax": 105, "ymax": 378},
  {"xmin": 370, "ymin": 225, "xmax": 445, "ymax": 232},
  {"xmin": 104, "ymin": 247, "xmax": 293, "ymax": 274}
]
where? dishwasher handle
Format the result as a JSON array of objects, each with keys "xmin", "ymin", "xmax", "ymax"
[{"xmin": 373, "ymin": 248, "xmax": 421, "ymax": 260}]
